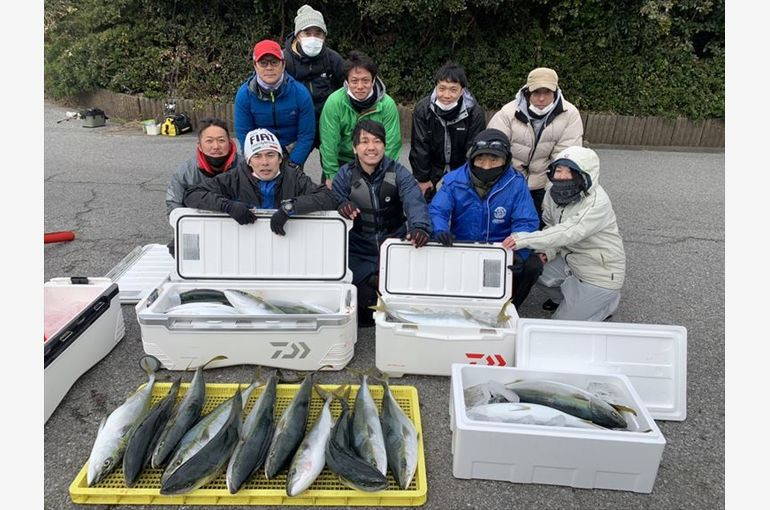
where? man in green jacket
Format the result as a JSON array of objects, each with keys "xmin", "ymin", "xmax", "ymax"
[{"xmin": 318, "ymin": 50, "xmax": 401, "ymax": 188}]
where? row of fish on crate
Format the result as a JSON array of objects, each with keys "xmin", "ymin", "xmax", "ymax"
[{"xmin": 86, "ymin": 356, "xmax": 418, "ymax": 496}]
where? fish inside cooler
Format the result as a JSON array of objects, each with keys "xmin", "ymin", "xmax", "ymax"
[
  {"xmin": 44, "ymin": 284, "xmax": 107, "ymax": 341},
  {"xmin": 145, "ymin": 282, "xmax": 350, "ymax": 319},
  {"xmin": 376, "ymin": 296, "xmax": 516, "ymax": 329}
]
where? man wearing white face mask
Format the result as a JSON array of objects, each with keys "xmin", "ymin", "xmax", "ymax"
[
  {"xmin": 488, "ymin": 67, "xmax": 583, "ymax": 225},
  {"xmin": 283, "ymin": 5, "xmax": 345, "ymax": 154}
]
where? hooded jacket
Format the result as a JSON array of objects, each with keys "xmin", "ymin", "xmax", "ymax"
[
  {"xmin": 234, "ymin": 71, "xmax": 316, "ymax": 166},
  {"xmin": 409, "ymin": 88, "xmax": 487, "ymax": 185},
  {"xmin": 487, "ymin": 86, "xmax": 583, "ymax": 191},
  {"xmin": 512, "ymin": 146, "xmax": 625, "ymax": 290},
  {"xmin": 183, "ymin": 159, "xmax": 337, "ymax": 215},
  {"xmin": 282, "ymin": 34, "xmax": 345, "ymax": 119},
  {"xmin": 319, "ymin": 77, "xmax": 402, "ymax": 181},
  {"xmin": 332, "ymin": 156, "xmax": 431, "ymax": 284},
  {"xmin": 429, "ymin": 162, "xmax": 539, "ymax": 261},
  {"xmin": 165, "ymin": 143, "xmax": 245, "ymax": 216}
]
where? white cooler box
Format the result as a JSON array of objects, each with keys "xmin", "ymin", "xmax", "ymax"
[
  {"xmin": 44, "ymin": 277, "xmax": 126, "ymax": 423},
  {"xmin": 449, "ymin": 318, "xmax": 687, "ymax": 493},
  {"xmin": 136, "ymin": 208, "xmax": 357, "ymax": 371},
  {"xmin": 375, "ymin": 239, "xmax": 518, "ymax": 377}
]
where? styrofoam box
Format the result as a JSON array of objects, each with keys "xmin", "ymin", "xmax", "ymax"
[
  {"xmin": 136, "ymin": 208, "xmax": 357, "ymax": 371},
  {"xmin": 375, "ymin": 239, "xmax": 518, "ymax": 377},
  {"xmin": 449, "ymin": 364, "xmax": 666, "ymax": 493},
  {"xmin": 44, "ymin": 277, "xmax": 126, "ymax": 423}
]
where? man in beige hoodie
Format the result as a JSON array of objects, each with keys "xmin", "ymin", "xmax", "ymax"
[
  {"xmin": 503, "ymin": 146, "xmax": 625, "ymax": 321},
  {"xmin": 488, "ymin": 67, "xmax": 583, "ymax": 224}
]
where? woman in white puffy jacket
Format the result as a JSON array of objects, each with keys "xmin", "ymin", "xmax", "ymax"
[{"xmin": 503, "ymin": 146, "xmax": 625, "ymax": 321}]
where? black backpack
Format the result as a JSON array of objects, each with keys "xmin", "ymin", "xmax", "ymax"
[{"xmin": 161, "ymin": 113, "xmax": 193, "ymax": 136}]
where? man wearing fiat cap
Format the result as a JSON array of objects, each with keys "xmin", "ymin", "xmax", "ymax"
[
  {"xmin": 234, "ymin": 39, "xmax": 316, "ymax": 168},
  {"xmin": 429, "ymin": 128, "xmax": 542, "ymax": 309},
  {"xmin": 504, "ymin": 146, "xmax": 626, "ymax": 321},
  {"xmin": 184, "ymin": 128, "xmax": 337, "ymax": 235},
  {"xmin": 488, "ymin": 67, "xmax": 583, "ymax": 224}
]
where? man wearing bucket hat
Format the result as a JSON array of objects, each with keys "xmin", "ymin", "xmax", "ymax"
[
  {"xmin": 504, "ymin": 146, "xmax": 626, "ymax": 321},
  {"xmin": 488, "ymin": 67, "xmax": 583, "ymax": 225},
  {"xmin": 429, "ymin": 128, "xmax": 542, "ymax": 308},
  {"xmin": 283, "ymin": 5, "xmax": 345, "ymax": 154},
  {"xmin": 184, "ymin": 128, "xmax": 337, "ymax": 235},
  {"xmin": 234, "ymin": 39, "xmax": 316, "ymax": 169}
]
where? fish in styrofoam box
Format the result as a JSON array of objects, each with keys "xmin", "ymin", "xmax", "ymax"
[
  {"xmin": 374, "ymin": 239, "xmax": 518, "ymax": 378},
  {"xmin": 449, "ymin": 363, "xmax": 667, "ymax": 493}
]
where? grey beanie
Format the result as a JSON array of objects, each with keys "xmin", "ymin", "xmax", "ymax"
[{"xmin": 294, "ymin": 5, "xmax": 327, "ymax": 35}]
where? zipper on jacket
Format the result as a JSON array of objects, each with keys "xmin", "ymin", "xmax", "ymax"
[
  {"xmin": 481, "ymin": 174, "xmax": 514, "ymax": 243},
  {"xmin": 368, "ymin": 174, "xmax": 382, "ymax": 247},
  {"xmin": 271, "ymin": 91, "xmax": 277, "ymax": 127}
]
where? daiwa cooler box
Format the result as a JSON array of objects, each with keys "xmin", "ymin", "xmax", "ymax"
[
  {"xmin": 136, "ymin": 208, "xmax": 357, "ymax": 371},
  {"xmin": 449, "ymin": 318, "xmax": 687, "ymax": 493},
  {"xmin": 375, "ymin": 239, "xmax": 518, "ymax": 377},
  {"xmin": 44, "ymin": 277, "xmax": 126, "ymax": 423}
]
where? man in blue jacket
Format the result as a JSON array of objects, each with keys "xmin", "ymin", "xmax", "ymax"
[
  {"xmin": 333, "ymin": 119, "xmax": 431, "ymax": 325},
  {"xmin": 429, "ymin": 128, "xmax": 542, "ymax": 308},
  {"xmin": 234, "ymin": 39, "xmax": 316, "ymax": 168}
]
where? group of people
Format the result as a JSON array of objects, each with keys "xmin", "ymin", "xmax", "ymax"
[{"xmin": 165, "ymin": 4, "xmax": 626, "ymax": 326}]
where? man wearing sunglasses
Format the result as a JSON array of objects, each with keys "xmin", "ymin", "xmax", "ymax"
[
  {"xmin": 183, "ymin": 128, "xmax": 337, "ymax": 235},
  {"xmin": 234, "ymin": 39, "xmax": 316, "ymax": 169},
  {"xmin": 488, "ymin": 67, "xmax": 583, "ymax": 226},
  {"xmin": 429, "ymin": 128, "xmax": 542, "ymax": 309}
]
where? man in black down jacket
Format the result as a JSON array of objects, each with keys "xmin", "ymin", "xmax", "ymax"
[
  {"xmin": 409, "ymin": 62, "xmax": 486, "ymax": 202},
  {"xmin": 283, "ymin": 4, "xmax": 345, "ymax": 152},
  {"xmin": 184, "ymin": 128, "xmax": 337, "ymax": 235}
]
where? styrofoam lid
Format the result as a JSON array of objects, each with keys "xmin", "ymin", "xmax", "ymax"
[
  {"xmin": 515, "ymin": 318, "xmax": 687, "ymax": 421},
  {"xmin": 104, "ymin": 244, "xmax": 175, "ymax": 304},
  {"xmin": 170, "ymin": 208, "xmax": 351, "ymax": 282},
  {"xmin": 378, "ymin": 239, "xmax": 512, "ymax": 302}
]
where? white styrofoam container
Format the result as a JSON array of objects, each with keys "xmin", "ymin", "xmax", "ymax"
[
  {"xmin": 449, "ymin": 364, "xmax": 666, "ymax": 493},
  {"xmin": 136, "ymin": 208, "xmax": 357, "ymax": 371},
  {"xmin": 375, "ymin": 239, "xmax": 518, "ymax": 377},
  {"xmin": 448, "ymin": 319, "xmax": 687, "ymax": 493},
  {"xmin": 44, "ymin": 277, "xmax": 126, "ymax": 423}
]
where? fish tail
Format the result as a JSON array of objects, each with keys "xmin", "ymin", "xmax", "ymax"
[{"xmin": 611, "ymin": 403, "xmax": 638, "ymax": 416}]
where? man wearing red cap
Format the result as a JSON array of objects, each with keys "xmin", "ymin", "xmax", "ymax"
[{"xmin": 234, "ymin": 39, "xmax": 316, "ymax": 169}]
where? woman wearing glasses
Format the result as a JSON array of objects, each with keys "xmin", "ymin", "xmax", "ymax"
[
  {"xmin": 234, "ymin": 40, "xmax": 316, "ymax": 169},
  {"xmin": 429, "ymin": 128, "xmax": 542, "ymax": 309}
]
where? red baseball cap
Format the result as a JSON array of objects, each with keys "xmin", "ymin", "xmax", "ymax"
[{"xmin": 253, "ymin": 40, "xmax": 284, "ymax": 62}]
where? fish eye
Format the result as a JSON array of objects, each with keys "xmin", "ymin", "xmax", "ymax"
[
  {"xmin": 103, "ymin": 459, "xmax": 112, "ymax": 469},
  {"xmin": 175, "ymin": 459, "xmax": 182, "ymax": 466}
]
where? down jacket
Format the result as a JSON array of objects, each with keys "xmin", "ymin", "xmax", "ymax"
[
  {"xmin": 429, "ymin": 163, "xmax": 539, "ymax": 261},
  {"xmin": 487, "ymin": 86, "xmax": 583, "ymax": 191},
  {"xmin": 511, "ymin": 146, "xmax": 626, "ymax": 290},
  {"xmin": 282, "ymin": 34, "xmax": 345, "ymax": 119},
  {"xmin": 234, "ymin": 72, "xmax": 316, "ymax": 166}
]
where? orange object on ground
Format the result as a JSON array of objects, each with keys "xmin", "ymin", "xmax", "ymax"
[{"xmin": 45, "ymin": 231, "xmax": 76, "ymax": 244}]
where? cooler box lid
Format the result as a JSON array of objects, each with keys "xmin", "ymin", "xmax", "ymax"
[
  {"xmin": 170, "ymin": 208, "xmax": 352, "ymax": 282},
  {"xmin": 515, "ymin": 318, "xmax": 687, "ymax": 421},
  {"xmin": 378, "ymin": 239, "xmax": 512, "ymax": 304},
  {"xmin": 105, "ymin": 244, "xmax": 175, "ymax": 304}
]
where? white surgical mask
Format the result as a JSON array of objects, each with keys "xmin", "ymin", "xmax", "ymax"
[
  {"xmin": 435, "ymin": 99, "xmax": 458, "ymax": 111},
  {"xmin": 528, "ymin": 101, "xmax": 556, "ymax": 117},
  {"xmin": 299, "ymin": 37, "xmax": 324, "ymax": 57}
]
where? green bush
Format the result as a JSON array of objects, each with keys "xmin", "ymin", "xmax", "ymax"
[{"xmin": 44, "ymin": 0, "xmax": 724, "ymax": 119}]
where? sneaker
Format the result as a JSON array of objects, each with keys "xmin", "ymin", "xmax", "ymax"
[{"xmin": 542, "ymin": 299, "xmax": 559, "ymax": 312}]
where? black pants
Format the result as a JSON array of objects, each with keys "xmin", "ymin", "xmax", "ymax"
[
  {"xmin": 356, "ymin": 275, "xmax": 379, "ymax": 326},
  {"xmin": 510, "ymin": 253, "xmax": 544, "ymax": 308},
  {"xmin": 530, "ymin": 188, "xmax": 546, "ymax": 229}
]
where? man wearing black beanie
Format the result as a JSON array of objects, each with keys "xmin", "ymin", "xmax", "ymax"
[{"xmin": 429, "ymin": 128, "xmax": 542, "ymax": 308}]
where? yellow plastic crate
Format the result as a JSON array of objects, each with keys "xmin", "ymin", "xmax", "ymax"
[{"xmin": 69, "ymin": 382, "xmax": 427, "ymax": 506}]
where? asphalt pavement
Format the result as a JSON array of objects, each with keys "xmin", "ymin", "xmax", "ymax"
[{"xmin": 43, "ymin": 100, "xmax": 725, "ymax": 510}]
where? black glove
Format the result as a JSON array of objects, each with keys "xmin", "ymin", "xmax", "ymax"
[
  {"xmin": 408, "ymin": 228, "xmax": 429, "ymax": 248},
  {"xmin": 338, "ymin": 201, "xmax": 357, "ymax": 219},
  {"xmin": 222, "ymin": 200, "xmax": 255, "ymax": 225},
  {"xmin": 435, "ymin": 231, "xmax": 455, "ymax": 246},
  {"xmin": 270, "ymin": 208, "xmax": 290, "ymax": 236}
]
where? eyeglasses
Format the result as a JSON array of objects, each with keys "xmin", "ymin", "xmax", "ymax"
[{"xmin": 256, "ymin": 59, "xmax": 282, "ymax": 69}]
